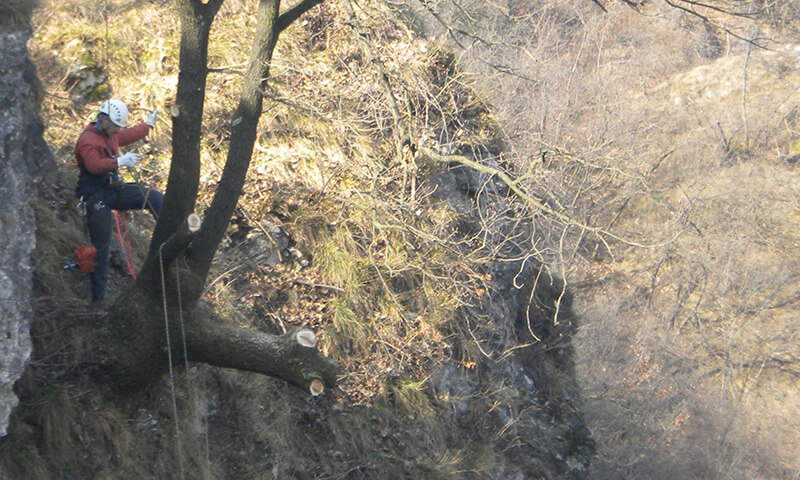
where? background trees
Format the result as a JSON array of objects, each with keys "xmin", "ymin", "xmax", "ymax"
[{"xmin": 413, "ymin": 1, "xmax": 800, "ymax": 478}]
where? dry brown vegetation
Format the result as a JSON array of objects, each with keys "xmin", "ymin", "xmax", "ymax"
[
  {"xmin": 416, "ymin": 1, "xmax": 800, "ymax": 478},
  {"xmin": 9, "ymin": 0, "xmax": 800, "ymax": 478},
  {"xmin": 7, "ymin": 0, "xmax": 595, "ymax": 478}
]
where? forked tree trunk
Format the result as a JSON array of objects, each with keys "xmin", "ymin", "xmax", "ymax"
[{"xmin": 101, "ymin": 0, "xmax": 338, "ymax": 395}]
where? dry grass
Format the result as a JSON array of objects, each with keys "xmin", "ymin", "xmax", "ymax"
[
  {"xmin": 24, "ymin": 0, "xmax": 800, "ymax": 478},
  {"xmin": 19, "ymin": 1, "xmax": 549, "ymax": 478},
  {"xmin": 402, "ymin": 2, "xmax": 800, "ymax": 478}
]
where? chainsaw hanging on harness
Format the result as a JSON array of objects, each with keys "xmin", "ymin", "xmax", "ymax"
[
  {"xmin": 73, "ymin": 243, "xmax": 97, "ymax": 274},
  {"xmin": 72, "ymin": 196, "xmax": 96, "ymax": 274},
  {"xmin": 70, "ymin": 197, "xmax": 137, "ymax": 278}
]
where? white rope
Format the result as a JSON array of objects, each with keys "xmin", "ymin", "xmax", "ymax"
[
  {"xmin": 176, "ymin": 265, "xmax": 191, "ymax": 374},
  {"xmin": 159, "ymin": 243, "xmax": 186, "ymax": 480},
  {"xmin": 175, "ymin": 265, "xmax": 212, "ymax": 474}
]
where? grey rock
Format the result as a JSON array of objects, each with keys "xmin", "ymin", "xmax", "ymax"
[
  {"xmin": 0, "ymin": 9, "xmax": 50, "ymax": 442},
  {"xmin": 236, "ymin": 221, "xmax": 299, "ymax": 267}
]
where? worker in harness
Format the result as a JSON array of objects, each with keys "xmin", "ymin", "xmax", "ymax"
[{"xmin": 74, "ymin": 99, "xmax": 163, "ymax": 303}]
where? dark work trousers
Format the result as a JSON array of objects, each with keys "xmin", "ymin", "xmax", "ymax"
[{"xmin": 85, "ymin": 183, "xmax": 163, "ymax": 300}]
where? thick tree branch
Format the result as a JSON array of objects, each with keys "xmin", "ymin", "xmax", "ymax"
[
  {"xmin": 102, "ymin": 296, "xmax": 338, "ymax": 394},
  {"xmin": 187, "ymin": 320, "xmax": 338, "ymax": 394},
  {"xmin": 159, "ymin": 214, "xmax": 201, "ymax": 266},
  {"xmin": 188, "ymin": 0, "xmax": 280, "ymax": 289},
  {"xmin": 148, "ymin": 0, "xmax": 222, "ymax": 260},
  {"xmin": 139, "ymin": 214, "xmax": 201, "ymax": 295}
]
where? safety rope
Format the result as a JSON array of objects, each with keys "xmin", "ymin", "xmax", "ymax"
[
  {"xmin": 149, "ymin": 105, "xmax": 205, "ymax": 476},
  {"xmin": 174, "ymin": 266, "xmax": 211, "ymax": 471},
  {"xmin": 119, "ymin": 214, "xmax": 136, "ymax": 275},
  {"xmin": 131, "ymin": 106, "xmax": 159, "ymax": 215},
  {"xmin": 113, "ymin": 211, "xmax": 137, "ymax": 279},
  {"xmin": 159, "ymin": 243, "xmax": 186, "ymax": 480}
]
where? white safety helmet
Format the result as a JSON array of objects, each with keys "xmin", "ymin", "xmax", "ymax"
[{"xmin": 98, "ymin": 99, "xmax": 129, "ymax": 127}]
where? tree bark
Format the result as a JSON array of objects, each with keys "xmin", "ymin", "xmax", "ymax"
[
  {"xmin": 187, "ymin": 0, "xmax": 281, "ymax": 295},
  {"xmin": 101, "ymin": 0, "xmax": 339, "ymax": 395},
  {"xmin": 147, "ymin": 0, "xmax": 224, "ymax": 264},
  {"xmin": 187, "ymin": 320, "xmax": 338, "ymax": 394},
  {"xmin": 101, "ymin": 293, "xmax": 337, "ymax": 394}
]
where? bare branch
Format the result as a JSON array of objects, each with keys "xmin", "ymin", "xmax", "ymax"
[
  {"xmin": 277, "ymin": 0, "xmax": 325, "ymax": 33},
  {"xmin": 417, "ymin": 147, "xmax": 682, "ymax": 249},
  {"xmin": 591, "ymin": 0, "xmax": 608, "ymax": 13}
]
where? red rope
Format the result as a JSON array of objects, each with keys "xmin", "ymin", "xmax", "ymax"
[
  {"xmin": 112, "ymin": 211, "xmax": 137, "ymax": 279},
  {"xmin": 120, "ymin": 214, "xmax": 137, "ymax": 279}
]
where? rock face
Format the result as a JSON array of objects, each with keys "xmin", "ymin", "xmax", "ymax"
[
  {"xmin": 424, "ymin": 161, "xmax": 595, "ymax": 478},
  {"xmin": 0, "ymin": 1, "xmax": 49, "ymax": 440}
]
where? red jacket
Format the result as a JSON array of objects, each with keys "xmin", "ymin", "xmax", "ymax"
[{"xmin": 74, "ymin": 122, "xmax": 151, "ymax": 176}]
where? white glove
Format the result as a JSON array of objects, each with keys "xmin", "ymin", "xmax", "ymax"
[
  {"xmin": 146, "ymin": 109, "xmax": 158, "ymax": 127},
  {"xmin": 117, "ymin": 152, "xmax": 141, "ymax": 168}
]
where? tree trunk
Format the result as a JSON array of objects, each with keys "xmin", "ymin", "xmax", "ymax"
[
  {"xmin": 100, "ymin": 296, "xmax": 337, "ymax": 395},
  {"xmin": 186, "ymin": 0, "xmax": 281, "ymax": 290},
  {"xmin": 100, "ymin": 0, "xmax": 339, "ymax": 395},
  {"xmin": 146, "ymin": 0, "xmax": 223, "ymax": 264}
]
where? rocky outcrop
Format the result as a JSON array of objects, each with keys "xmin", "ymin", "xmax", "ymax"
[
  {"xmin": 0, "ymin": 0, "xmax": 49, "ymax": 440},
  {"xmin": 424, "ymin": 160, "xmax": 594, "ymax": 479}
]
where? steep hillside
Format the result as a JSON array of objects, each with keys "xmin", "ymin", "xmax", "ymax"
[
  {"xmin": 573, "ymin": 45, "xmax": 800, "ymax": 479},
  {"xmin": 380, "ymin": 1, "xmax": 800, "ymax": 479},
  {"xmin": 408, "ymin": 2, "xmax": 800, "ymax": 478},
  {"xmin": 1, "ymin": 1, "xmax": 593, "ymax": 479},
  {"xmin": 6, "ymin": 1, "xmax": 799, "ymax": 479}
]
